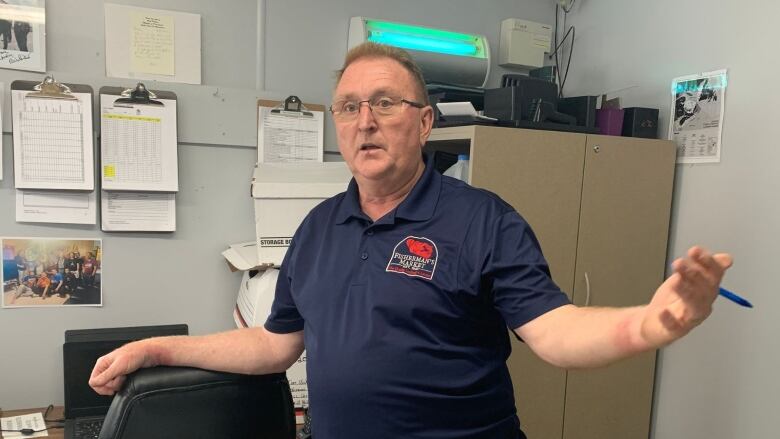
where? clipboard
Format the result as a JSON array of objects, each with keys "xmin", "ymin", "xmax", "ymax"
[
  {"xmin": 257, "ymin": 95, "xmax": 325, "ymax": 163},
  {"xmin": 99, "ymin": 84, "xmax": 179, "ymax": 192},
  {"xmin": 11, "ymin": 77, "xmax": 95, "ymax": 191},
  {"xmin": 270, "ymin": 95, "xmax": 315, "ymax": 117}
]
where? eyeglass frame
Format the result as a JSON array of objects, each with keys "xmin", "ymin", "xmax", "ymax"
[{"xmin": 329, "ymin": 96, "xmax": 427, "ymax": 121}]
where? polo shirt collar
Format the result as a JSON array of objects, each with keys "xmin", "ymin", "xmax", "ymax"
[
  {"xmin": 335, "ymin": 153, "xmax": 441, "ymax": 225},
  {"xmin": 335, "ymin": 178, "xmax": 365, "ymax": 224}
]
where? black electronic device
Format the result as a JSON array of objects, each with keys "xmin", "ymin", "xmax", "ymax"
[
  {"xmin": 484, "ymin": 80, "xmax": 575, "ymax": 125},
  {"xmin": 528, "ymin": 66, "xmax": 557, "ymax": 84},
  {"xmin": 502, "ymin": 73, "xmax": 554, "ymax": 88},
  {"xmin": 622, "ymin": 107, "xmax": 659, "ymax": 138},
  {"xmin": 62, "ymin": 324, "xmax": 188, "ymax": 439},
  {"xmin": 430, "ymin": 75, "xmax": 599, "ymax": 133},
  {"xmin": 557, "ymin": 96, "xmax": 598, "ymax": 129}
]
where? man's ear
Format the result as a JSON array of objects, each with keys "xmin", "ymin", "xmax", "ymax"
[{"xmin": 419, "ymin": 105, "xmax": 434, "ymax": 145}]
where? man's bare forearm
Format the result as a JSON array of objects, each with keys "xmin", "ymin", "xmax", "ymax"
[
  {"xmin": 141, "ymin": 327, "xmax": 304, "ymax": 375},
  {"xmin": 516, "ymin": 304, "xmax": 652, "ymax": 369},
  {"xmin": 516, "ymin": 248, "xmax": 732, "ymax": 369}
]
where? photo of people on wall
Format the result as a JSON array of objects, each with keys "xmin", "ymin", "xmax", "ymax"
[{"xmin": 2, "ymin": 237, "xmax": 102, "ymax": 307}]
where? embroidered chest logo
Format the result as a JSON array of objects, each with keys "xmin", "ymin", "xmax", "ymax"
[{"xmin": 385, "ymin": 236, "xmax": 438, "ymax": 280}]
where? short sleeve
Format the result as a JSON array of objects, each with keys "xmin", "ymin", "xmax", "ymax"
[
  {"xmin": 264, "ymin": 236, "xmax": 305, "ymax": 334},
  {"xmin": 482, "ymin": 211, "xmax": 571, "ymax": 329}
]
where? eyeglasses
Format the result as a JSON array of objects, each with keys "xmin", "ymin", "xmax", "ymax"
[{"xmin": 329, "ymin": 96, "xmax": 425, "ymax": 121}]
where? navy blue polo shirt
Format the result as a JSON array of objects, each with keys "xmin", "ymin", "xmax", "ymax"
[{"xmin": 266, "ymin": 155, "xmax": 570, "ymax": 439}]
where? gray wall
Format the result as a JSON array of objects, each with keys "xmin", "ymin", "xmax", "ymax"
[
  {"xmin": 563, "ymin": 1, "xmax": 777, "ymax": 437},
  {"xmin": 0, "ymin": 0, "xmax": 554, "ymax": 410}
]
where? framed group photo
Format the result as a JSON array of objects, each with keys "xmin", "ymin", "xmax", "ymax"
[{"xmin": 2, "ymin": 237, "xmax": 102, "ymax": 307}]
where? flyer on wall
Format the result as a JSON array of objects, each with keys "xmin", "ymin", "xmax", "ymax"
[
  {"xmin": 669, "ymin": 69, "xmax": 727, "ymax": 164},
  {"xmin": 0, "ymin": 0, "xmax": 46, "ymax": 72}
]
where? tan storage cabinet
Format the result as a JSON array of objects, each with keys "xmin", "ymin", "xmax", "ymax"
[{"xmin": 425, "ymin": 125, "xmax": 676, "ymax": 439}]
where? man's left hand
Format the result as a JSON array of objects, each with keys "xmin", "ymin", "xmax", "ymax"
[{"xmin": 641, "ymin": 246, "xmax": 733, "ymax": 348}]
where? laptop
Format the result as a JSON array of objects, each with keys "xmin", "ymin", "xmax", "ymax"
[{"xmin": 62, "ymin": 324, "xmax": 188, "ymax": 439}]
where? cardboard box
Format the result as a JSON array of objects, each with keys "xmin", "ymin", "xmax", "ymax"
[
  {"xmin": 251, "ymin": 162, "xmax": 353, "ymax": 266},
  {"xmin": 221, "ymin": 163, "xmax": 350, "ymax": 414},
  {"xmin": 222, "ymin": 241, "xmax": 268, "ymax": 272}
]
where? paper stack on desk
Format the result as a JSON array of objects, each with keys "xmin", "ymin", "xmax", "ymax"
[{"xmin": 1, "ymin": 412, "xmax": 48, "ymax": 438}]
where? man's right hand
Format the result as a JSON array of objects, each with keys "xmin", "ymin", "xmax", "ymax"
[{"xmin": 88, "ymin": 340, "xmax": 158, "ymax": 395}]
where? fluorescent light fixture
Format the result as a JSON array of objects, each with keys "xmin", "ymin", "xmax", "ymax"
[
  {"xmin": 348, "ymin": 17, "xmax": 491, "ymax": 87},
  {"xmin": 364, "ymin": 19, "xmax": 487, "ymax": 59}
]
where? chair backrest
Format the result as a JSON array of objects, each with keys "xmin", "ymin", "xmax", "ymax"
[{"xmin": 98, "ymin": 366, "xmax": 295, "ymax": 439}]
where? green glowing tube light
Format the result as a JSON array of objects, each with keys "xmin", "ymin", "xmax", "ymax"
[{"xmin": 364, "ymin": 20, "xmax": 487, "ymax": 59}]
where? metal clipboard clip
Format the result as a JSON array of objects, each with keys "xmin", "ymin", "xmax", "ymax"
[
  {"xmin": 26, "ymin": 76, "xmax": 78, "ymax": 100},
  {"xmin": 113, "ymin": 83, "xmax": 164, "ymax": 107},
  {"xmin": 270, "ymin": 95, "xmax": 314, "ymax": 118}
]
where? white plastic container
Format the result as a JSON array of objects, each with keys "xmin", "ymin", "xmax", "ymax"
[{"xmin": 443, "ymin": 154, "xmax": 470, "ymax": 183}]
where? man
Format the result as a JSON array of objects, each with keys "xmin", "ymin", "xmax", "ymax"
[
  {"xmin": 9, "ymin": 274, "xmax": 37, "ymax": 304},
  {"xmin": 36, "ymin": 272, "xmax": 52, "ymax": 299},
  {"xmin": 48, "ymin": 269, "xmax": 65, "ymax": 297},
  {"xmin": 24, "ymin": 254, "xmax": 36, "ymax": 277},
  {"xmin": 57, "ymin": 249, "xmax": 66, "ymax": 275},
  {"xmin": 12, "ymin": 20, "xmax": 30, "ymax": 52},
  {"xmin": 65, "ymin": 252, "xmax": 80, "ymax": 285},
  {"xmin": 82, "ymin": 252, "xmax": 97, "ymax": 288},
  {"xmin": 21, "ymin": 270, "xmax": 36, "ymax": 286},
  {"xmin": 63, "ymin": 268, "xmax": 77, "ymax": 294},
  {"xmin": 90, "ymin": 43, "xmax": 732, "ymax": 438},
  {"xmin": 14, "ymin": 250, "xmax": 26, "ymax": 285},
  {"xmin": 73, "ymin": 251, "xmax": 84, "ymax": 285},
  {"xmin": 0, "ymin": 19, "xmax": 11, "ymax": 50}
]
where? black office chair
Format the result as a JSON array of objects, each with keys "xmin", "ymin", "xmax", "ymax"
[{"xmin": 98, "ymin": 366, "xmax": 296, "ymax": 439}]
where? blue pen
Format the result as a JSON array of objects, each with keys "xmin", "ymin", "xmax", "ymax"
[{"xmin": 718, "ymin": 287, "xmax": 753, "ymax": 308}]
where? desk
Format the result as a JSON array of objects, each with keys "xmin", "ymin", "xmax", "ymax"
[
  {"xmin": 3, "ymin": 406, "xmax": 303, "ymax": 438},
  {"xmin": 1, "ymin": 406, "xmax": 64, "ymax": 439}
]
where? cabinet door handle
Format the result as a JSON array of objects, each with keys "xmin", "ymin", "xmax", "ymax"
[{"xmin": 584, "ymin": 271, "xmax": 591, "ymax": 307}]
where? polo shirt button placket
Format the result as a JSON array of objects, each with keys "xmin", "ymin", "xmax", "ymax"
[{"xmin": 360, "ymin": 252, "xmax": 368, "ymax": 260}]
